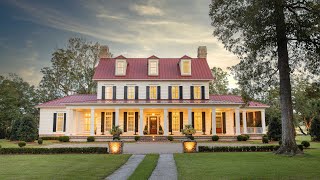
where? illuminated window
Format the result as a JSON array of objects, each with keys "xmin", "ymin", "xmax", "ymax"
[
  {"xmin": 150, "ymin": 86, "xmax": 157, "ymax": 99},
  {"xmin": 172, "ymin": 86, "xmax": 179, "ymax": 99},
  {"xmin": 194, "ymin": 112, "xmax": 202, "ymax": 131},
  {"xmin": 105, "ymin": 112, "xmax": 112, "ymax": 131},
  {"xmin": 149, "ymin": 61, "xmax": 158, "ymax": 75},
  {"xmin": 194, "ymin": 86, "xmax": 201, "ymax": 99},
  {"xmin": 116, "ymin": 61, "xmax": 125, "ymax": 75},
  {"xmin": 183, "ymin": 61, "xmax": 191, "ymax": 74},
  {"xmin": 127, "ymin": 86, "xmax": 135, "ymax": 99},
  {"xmin": 56, "ymin": 113, "xmax": 64, "ymax": 132},
  {"xmin": 172, "ymin": 111, "xmax": 180, "ymax": 131},
  {"xmin": 216, "ymin": 112, "xmax": 222, "ymax": 128},
  {"xmin": 105, "ymin": 86, "xmax": 113, "ymax": 99},
  {"xmin": 127, "ymin": 112, "xmax": 135, "ymax": 131},
  {"xmin": 84, "ymin": 113, "xmax": 91, "ymax": 132}
]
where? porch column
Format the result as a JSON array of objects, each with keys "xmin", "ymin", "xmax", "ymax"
[
  {"xmin": 139, "ymin": 108, "xmax": 144, "ymax": 136},
  {"xmin": 212, "ymin": 107, "xmax": 216, "ymax": 135},
  {"xmin": 188, "ymin": 108, "xmax": 192, "ymax": 125},
  {"xmin": 261, "ymin": 109, "xmax": 266, "ymax": 134},
  {"xmin": 90, "ymin": 107, "xmax": 95, "ymax": 136},
  {"xmin": 66, "ymin": 108, "xmax": 73, "ymax": 135},
  {"xmin": 242, "ymin": 110, "xmax": 247, "ymax": 134},
  {"xmin": 235, "ymin": 108, "xmax": 241, "ymax": 135},
  {"xmin": 164, "ymin": 108, "xmax": 168, "ymax": 136},
  {"xmin": 115, "ymin": 107, "xmax": 119, "ymax": 126}
]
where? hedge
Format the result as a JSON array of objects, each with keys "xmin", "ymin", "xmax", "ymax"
[
  {"xmin": 198, "ymin": 145, "xmax": 303, "ymax": 152},
  {"xmin": 40, "ymin": 137, "xmax": 60, "ymax": 140},
  {"xmin": 0, "ymin": 147, "xmax": 108, "ymax": 154}
]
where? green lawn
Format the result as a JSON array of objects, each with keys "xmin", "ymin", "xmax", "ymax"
[
  {"xmin": 129, "ymin": 154, "xmax": 159, "ymax": 180},
  {"xmin": 0, "ymin": 139, "xmax": 57, "ymax": 148},
  {"xmin": 0, "ymin": 154, "xmax": 130, "ymax": 180}
]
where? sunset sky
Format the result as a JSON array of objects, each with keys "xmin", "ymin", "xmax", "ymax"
[{"xmin": 0, "ymin": 0, "xmax": 239, "ymax": 87}]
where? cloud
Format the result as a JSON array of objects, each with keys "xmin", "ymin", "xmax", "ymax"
[
  {"xmin": 96, "ymin": 13, "xmax": 125, "ymax": 20},
  {"xmin": 130, "ymin": 4, "xmax": 164, "ymax": 16}
]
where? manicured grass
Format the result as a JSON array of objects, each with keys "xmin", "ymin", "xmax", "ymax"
[
  {"xmin": 0, "ymin": 154, "xmax": 130, "ymax": 180},
  {"xmin": 129, "ymin": 154, "xmax": 159, "ymax": 180},
  {"xmin": 0, "ymin": 139, "xmax": 57, "ymax": 148}
]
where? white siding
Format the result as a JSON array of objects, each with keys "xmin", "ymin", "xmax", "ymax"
[{"xmin": 39, "ymin": 108, "xmax": 67, "ymax": 136}]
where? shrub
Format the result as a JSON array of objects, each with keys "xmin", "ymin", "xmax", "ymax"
[
  {"xmin": 212, "ymin": 135, "xmax": 219, "ymax": 141},
  {"xmin": 167, "ymin": 136, "xmax": 174, "ymax": 141},
  {"xmin": 18, "ymin": 141, "xmax": 26, "ymax": 148},
  {"xmin": 301, "ymin": 141, "xmax": 310, "ymax": 148},
  {"xmin": 113, "ymin": 136, "xmax": 120, "ymax": 141},
  {"xmin": 40, "ymin": 137, "xmax": 59, "ymax": 140},
  {"xmin": 198, "ymin": 145, "xmax": 303, "ymax": 153},
  {"xmin": 58, "ymin": 136, "xmax": 70, "ymax": 142},
  {"xmin": 87, "ymin": 136, "xmax": 95, "ymax": 142},
  {"xmin": 134, "ymin": 136, "xmax": 140, "ymax": 141},
  {"xmin": 279, "ymin": 140, "xmax": 282, "ymax": 145},
  {"xmin": 242, "ymin": 135, "xmax": 248, "ymax": 141},
  {"xmin": 38, "ymin": 138, "xmax": 43, "ymax": 145},
  {"xmin": 17, "ymin": 115, "xmax": 38, "ymax": 142},
  {"xmin": 189, "ymin": 136, "xmax": 195, "ymax": 140},
  {"xmin": 237, "ymin": 135, "xmax": 244, "ymax": 141},
  {"xmin": 244, "ymin": 134, "xmax": 250, "ymax": 140},
  {"xmin": 310, "ymin": 117, "xmax": 320, "ymax": 141},
  {"xmin": 0, "ymin": 147, "xmax": 108, "ymax": 154},
  {"xmin": 267, "ymin": 117, "xmax": 282, "ymax": 141},
  {"xmin": 262, "ymin": 137, "xmax": 269, "ymax": 143}
]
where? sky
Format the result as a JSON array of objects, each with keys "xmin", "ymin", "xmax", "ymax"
[{"xmin": 0, "ymin": 0, "xmax": 239, "ymax": 88}]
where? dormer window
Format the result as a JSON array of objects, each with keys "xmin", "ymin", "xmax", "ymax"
[
  {"xmin": 180, "ymin": 58, "xmax": 191, "ymax": 76},
  {"xmin": 115, "ymin": 55, "xmax": 127, "ymax": 76},
  {"xmin": 148, "ymin": 59, "xmax": 159, "ymax": 76},
  {"xmin": 117, "ymin": 61, "xmax": 125, "ymax": 75}
]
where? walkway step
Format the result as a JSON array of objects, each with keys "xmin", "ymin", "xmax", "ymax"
[
  {"xmin": 149, "ymin": 154, "xmax": 177, "ymax": 180},
  {"xmin": 105, "ymin": 154, "xmax": 145, "ymax": 180}
]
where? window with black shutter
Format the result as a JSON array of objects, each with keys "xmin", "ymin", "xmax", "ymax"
[{"xmin": 190, "ymin": 86, "xmax": 194, "ymax": 99}]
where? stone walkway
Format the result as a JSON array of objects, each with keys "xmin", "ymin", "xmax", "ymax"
[
  {"xmin": 105, "ymin": 154, "xmax": 145, "ymax": 180},
  {"xmin": 149, "ymin": 154, "xmax": 177, "ymax": 180}
]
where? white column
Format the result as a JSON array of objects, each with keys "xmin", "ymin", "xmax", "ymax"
[
  {"xmin": 66, "ymin": 109, "xmax": 73, "ymax": 135},
  {"xmin": 212, "ymin": 107, "xmax": 216, "ymax": 135},
  {"xmin": 235, "ymin": 108, "xmax": 241, "ymax": 135},
  {"xmin": 261, "ymin": 109, "xmax": 266, "ymax": 134},
  {"xmin": 115, "ymin": 108, "xmax": 119, "ymax": 126},
  {"xmin": 164, "ymin": 108, "xmax": 168, "ymax": 136},
  {"xmin": 139, "ymin": 108, "xmax": 144, "ymax": 136},
  {"xmin": 90, "ymin": 108, "xmax": 95, "ymax": 136},
  {"xmin": 188, "ymin": 108, "xmax": 192, "ymax": 125},
  {"xmin": 242, "ymin": 110, "xmax": 247, "ymax": 134}
]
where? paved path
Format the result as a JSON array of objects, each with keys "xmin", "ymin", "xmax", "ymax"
[
  {"xmin": 149, "ymin": 154, "xmax": 177, "ymax": 180},
  {"xmin": 105, "ymin": 154, "xmax": 145, "ymax": 180}
]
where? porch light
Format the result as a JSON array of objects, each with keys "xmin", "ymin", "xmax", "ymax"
[
  {"xmin": 183, "ymin": 141, "xmax": 197, "ymax": 153},
  {"xmin": 152, "ymin": 136, "xmax": 155, "ymax": 141},
  {"xmin": 108, "ymin": 141, "xmax": 123, "ymax": 154}
]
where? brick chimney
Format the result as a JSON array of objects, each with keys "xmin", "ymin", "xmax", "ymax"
[
  {"xmin": 197, "ymin": 46, "xmax": 207, "ymax": 58},
  {"xmin": 99, "ymin": 45, "xmax": 112, "ymax": 58}
]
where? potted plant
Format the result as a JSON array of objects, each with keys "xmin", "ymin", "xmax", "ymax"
[
  {"xmin": 143, "ymin": 125, "xmax": 148, "ymax": 135},
  {"xmin": 182, "ymin": 125, "xmax": 196, "ymax": 140},
  {"xmin": 182, "ymin": 125, "xmax": 197, "ymax": 153},
  {"xmin": 159, "ymin": 125, "xmax": 164, "ymax": 135},
  {"xmin": 109, "ymin": 125, "xmax": 122, "ymax": 140},
  {"xmin": 108, "ymin": 125, "xmax": 124, "ymax": 154}
]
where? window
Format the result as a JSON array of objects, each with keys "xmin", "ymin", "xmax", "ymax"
[
  {"xmin": 194, "ymin": 112, "xmax": 202, "ymax": 131},
  {"xmin": 149, "ymin": 61, "xmax": 158, "ymax": 75},
  {"xmin": 172, "ymin": 86, "xmax": 179, "ymax": 99},
  {"xmin": 84, "ymin": 113, "xmax": 90, "ymax": 132},
  {"xmin": 116, "ymin": 61, "xmax": 125, "ymax": 75},
  {"xmin": 182, "ymin": 61, "xmax": 191, "ymax": 74},
  {"xmin": 127, "ymin": 86, "xmax": 135, "ymax": 99},
  {"xmin": 194, "ymin": 86, "xmax": 201, "ymax": 99},
  {"xmin": 105, "ymin": 86, "xmax": 113, "ymax": 99},
  {"xmin": 172, "ymin": 111, "xmax": 180, "ymax": 131},
  {"xmin": 150, "ymin": 86, "xmax": 157, "ymax": 99},
  {"xmin": 127, "ymin": 112, "xmax": 135, "ymax": 131},
  {"xmin": 56, "ymin": 113, "xmax": 64, "ymax": 132},
  {"xmin": 216, "ymin": 112, "xmax": 222, "ymax": 129},
  {"xmin": 105, "ymin": 112, "xmax": 112, "ymax": 131}
]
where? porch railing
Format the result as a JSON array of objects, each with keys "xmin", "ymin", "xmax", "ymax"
[{"xmin": 234, "ymin": 127, "xmax": 263, "ymax": 134}]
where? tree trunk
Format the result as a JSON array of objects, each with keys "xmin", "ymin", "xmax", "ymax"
[{"xmin": 274, "ymin": 0, "xmax": 302, "ymax": 155}]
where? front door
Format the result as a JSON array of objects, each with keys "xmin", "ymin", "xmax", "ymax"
[{"xmin": 149, "ymin": 116, "xmax": 157, "ymax": 134}]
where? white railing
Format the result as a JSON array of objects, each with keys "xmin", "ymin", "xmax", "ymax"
[{"xmin": 234, "ymin": 127, "xmax": 263, "ymax": 134}]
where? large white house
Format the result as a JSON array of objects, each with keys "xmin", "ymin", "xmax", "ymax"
[{"xmin": 37, "ymin": 46, "xmax": 268, "ymax": 140}]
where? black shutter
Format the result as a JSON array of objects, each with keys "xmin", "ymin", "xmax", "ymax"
[
  {"xmin": 135, "ymin": 112, "xmax": 139, "ymax": 133},
  {"xmin": 53, "ymin": 113, "xmax": 57, "ymax": 132},
  {"xmin": 201, "ymin": 86, "xmax": 205, "ymax": 100},
  {"xmin": 190, "ymin": 86, "xmax": 194, "ymax": 100},
  {"xmin": 192, "ymin": 112, "xmax": 194, "ymax": 128},
  {"xmin": 101, "ymin": 112, "xmax": 105, "ymax": 133},
  {"xmin": 180, "ymin": 112, "xmax": 183, "ymax": 131},
  {"xmin": 102, "ymin": 86, "xmax": 105, "ymax": 100},
  {"xmin": 63, "ymin": 113, "xmax": 66, "ymax": 132},
  {"xmin": 202, "ymin": 112, "xmax": 206, "ymax": 133},
  {"xmin": 179, "ymin": 86, "xmax": 183, "ymax": 100},
  {"xmin": 223, "ymin": 112, "xmax": 226, "ymax": 134},
  {"xmin": 169, "ymin": 112, "xmax": 172, "ymax": 133},
  {"xmin": 233, "ymin": 113, "xmax": 236, "ymax": 127},
  {"xmin": 168, "ymin": 86, "xmax": 172, "ymax": 100},
  {"xmin": 157, "ymin": 86, "xmax": 161, "ymax": 100},
  {"xmin": 124, "ymin": 86, "xmax": 128, "ymax": 100},
  {"xmin": 124, "ymin": 112, "xmax": 127, "ymax": 132},
  {"xmin": 146, "ymin": 86, "xmax": 150, "ymax": 100},
  {"xmin": 112, "ymin": 112, "xmax": 115, "ymax": 127},
  {"xmin": 135, "ymin": 86, "xmax": 139, "ymax": 100},
  {"xmin": 113, "ymin": 86, "xmax": 116, "ymax": 100}
]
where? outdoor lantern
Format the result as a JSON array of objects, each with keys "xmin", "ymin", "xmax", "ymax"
[
  {"xmin": 108, "ymin": 141, "xmax": 123, "ymax": 154},
  {"xmin": 183, "ymin": 141, "xmax": 197, "ymax": 153}
]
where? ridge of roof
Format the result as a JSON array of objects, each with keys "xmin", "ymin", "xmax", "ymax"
[
  {"xmin": 114, "ymin": 55, "xmax": 126, "ymax": 59},
  {"xmin": 147, "ymin": 55, "xmax": 159, "ymax": 59}
]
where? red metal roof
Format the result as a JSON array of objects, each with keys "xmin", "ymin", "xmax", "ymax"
[
  {"xmin": 37, "ymin": 94, "xmax": 268, "ymax": 108},
  {"xmin": 93, "ymin": 57, "xmax": 214, "ymax": 80}
]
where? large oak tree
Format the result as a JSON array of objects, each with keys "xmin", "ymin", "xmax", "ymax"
[{"xmin": 209, "ymin": 0, "xmax": 320, "ymax": 155}]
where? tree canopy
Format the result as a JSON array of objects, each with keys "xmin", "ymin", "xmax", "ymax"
[{"xmin": 209, "ymin": 67, "xmax": 229, "ymax": 94}]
